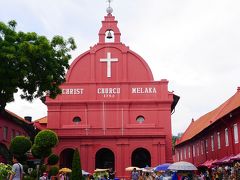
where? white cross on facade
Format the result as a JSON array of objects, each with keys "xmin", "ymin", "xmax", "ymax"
[{"xmin": 100, "ymin": 52, "xmax": 118, "ymax": 78}]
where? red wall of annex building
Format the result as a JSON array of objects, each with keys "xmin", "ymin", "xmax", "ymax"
[
  {"xmin": 38, "ymin": 11, "xmax": 178, "ymax": 178},
  {"xmin": 0, "ymin": 110, "xmax": 33, "ymax": 163},
  {"xmin": 175, "ymin": 87, "xmax": 240, "ymax": 167}
]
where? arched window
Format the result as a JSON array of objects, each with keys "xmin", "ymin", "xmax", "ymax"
[
  {"xmin": 73, "ymin": 116, "xmax": 81, "ymax": 124},
  {"xmin": 131, "ymin": 148, "xmax": 151, "ymax": 168},
  {"xmin": 59, "ymin": 148, "xmax": 74, "ymax": 168},
  {"xmin": 136, "ymin": 116, "xmax": 145, "ymax": 123},
  {"xmin": 95, "ymin": 148, "xmax": 115, "ymax": 170}
]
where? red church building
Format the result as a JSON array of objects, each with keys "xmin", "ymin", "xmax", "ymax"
[
  {"xmin": 35, "ymin": 7, "xmax": 179, "ymax": 177},
  {"xmin": 175, "ymin": 87, "xmax": 240, "ymax": 167}
]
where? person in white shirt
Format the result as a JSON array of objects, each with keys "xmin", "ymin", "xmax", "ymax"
[
  {"xmin": 9, "ymin": 156, "xmax": 23, "ymax": 180},
  {"xmin": 40, "ymin": 172, "xmax": 48, "ymax": 180}
]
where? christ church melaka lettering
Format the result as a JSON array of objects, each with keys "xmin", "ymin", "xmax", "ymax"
[
  {"xmin": 62, "ymin": 88, "xmax": 84, "ymax": 95},
  {"xmin": 131, "ymin": 87, "xmax": 157, "ymax": 94},
  {"xmin": 97, "ymin": 87, "xmax": 120, "ymax": 98}
]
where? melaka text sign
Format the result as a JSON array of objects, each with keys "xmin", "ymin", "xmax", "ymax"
[{"xmin": 61, "ymin": 86, "xmax": 159, "ymax": 99}]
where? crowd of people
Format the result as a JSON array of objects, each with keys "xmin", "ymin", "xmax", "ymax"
[
  {"xmin": 198, "ymin": 162, "xmax": 240, "ymax": 180},
  {"xmin": 129, "ymin": 162, "xmax": 240, "ymax": 180},
  {"xmin": 7, "ymin": 156, "xmax": 240, "ymax": 180},
  {"xmin": 131, "ymin": 167, "xmax": 173, "ymax": 180},
  {"xmin": 39, "ymin": 171, "xmax": 70, "ymax": 180},
  {"xmin": 37, "ymin": 163, "xmax": 240, "ymax": 180},
  {"xmin": 92, "ymin": 168, "xmax": 116, "ymax": 180}
]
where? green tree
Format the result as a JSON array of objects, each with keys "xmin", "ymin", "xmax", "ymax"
[
  {"xmin": 0, "ymin": 20, "xmax": 76, "ymax": 111},
  {"xmin": 34, "ymin": 130, "xmax": 58, "ymax": 148},
  {"xmin": 172, "ymin": 135, "xmax": 178, "ymax": 153},
  {"xmin": 0, "ymin": 163, "xmax": 12, "ymax": 179},
  {"xmin": 172, "ymin": 133, "xmax": 183, "ymax": 154},
  {"xmin": 49, "ymin": 166, "xmax": 59, "ymax": 177},
  {"xmin": 31, "ymin": 144, "xmax": 52, "ymax": 159},
  {"xmin": 71, "ymin": 148, "xmax": 82, "ymax": 180},
  {"xmin": 32, "ymin": 130, "xmax": 58, "ymax": 169},
  {"xmin": 47, "ymin": 154, "xmax": 59, "ymax": 165},
  {"xmin": 10, "ymin": 136, "xmax": 32, "ymax": 157}
]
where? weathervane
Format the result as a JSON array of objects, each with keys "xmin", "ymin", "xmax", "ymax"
[{"xmin": 106, "ymin": 0, "xmax": 113, "ymax": 14}]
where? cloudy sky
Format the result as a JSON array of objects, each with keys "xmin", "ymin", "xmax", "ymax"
[{"xmin": 2, "ymin": 0, "xmax": 240, "ymax": 135}]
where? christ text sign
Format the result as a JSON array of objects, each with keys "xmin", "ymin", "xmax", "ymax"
[{"xmin": 62, "ymin": 88, "xmax": 84, "ymax": 95}]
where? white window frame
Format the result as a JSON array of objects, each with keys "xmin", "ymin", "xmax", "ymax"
[
  {"xmin": 211, "ymin": 135, "xmax": 214, "ymax": 151},
  {"xmin": 217, "ymin": 132, "xmax": 221, "ymax": 149},
  {"xmin": 193, "ymin": 145, "xmax": 195, "ymax": 157},
  {"xmin": 201, "ymin": 141, "xmax": 204, "ymax": 155},
  {"xmin": 3, "ymin": 127, "xmax": 8, "ymax": 140},
  {"xmin": 197, "ymin": 143, "xmax": 199, "ymax": 156},
  {"xmin": 180, "ymin": 149, "xmax": 183, "ymax": 160},
  {"xmin": 188, "ymin": 146, "xmax": 191, "ymax": 158},
  {"xmin": 225, "ymin": 128, "xmax": 229, "ymax": 146},
  {"xmin": 234, "ymin": 123, "xmax": 239, "ymax": 144},
  {"xmin": 11, "ymin": 129, "xmax": 15, "ymax": 140},
  {"xmin": 184, "ymin": 147, "xmax": 186, "ymax": 159},
  {"xmin": 205, "ymin": 139, "xmax": 208, "ymax": 153}
]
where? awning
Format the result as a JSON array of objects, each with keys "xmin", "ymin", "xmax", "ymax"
[
  {"xmin": 230, "ymin": 153, "xmax": 240, "ymax": 161},
  {"xmin": 221, "ymin": 155, "xmax": 234, "ymax": 164},
  {"xmin": 199, "ymin": 159, "xmax": 214, "ymax": 168},
  {"xmin": 213, "ymin": 155, "xmax": 234, "ymax": 165},
  {"xmin": 212, "ymin": 157, "xmax": 228, "ymax": 165}
]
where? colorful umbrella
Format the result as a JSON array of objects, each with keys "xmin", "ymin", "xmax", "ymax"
[
  {"xmin": 154, "ymin": 163, "xmax": 171, "ymax": 171},
  {"xmin": 168, "ymin": 161, "xmax": 197, "ymax": 171},
  {"xmin": 125, "ymin": 166, "xmax": 141, "ymax": 171},
  {"xmin": 82, "ymin": 170, "xmax": 91, "ymax": 175},
  {"xmin": 59, "ymin": 167, "xmax": 72, "ymax": 173},
  {"xmin": 94, "ymin": 168, "xmax": 109, "ymax": 172}
]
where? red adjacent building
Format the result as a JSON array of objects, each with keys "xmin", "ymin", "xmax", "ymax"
[
  {"xmin": 175, "ymin": 87, "xmax": 240, "ymax": 167},
  {"xmin": 0, "ymin": 110, "xmax": 33, "ymax": 163},
  {"xmin": 35, "ymin": 9, "xmax": 179, "ymax": 177}
]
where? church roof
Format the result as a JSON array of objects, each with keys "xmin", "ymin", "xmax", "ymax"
[
  {"xmin": 0, "ymin": 109, "xmax": 34, "ymax": 136},
  {"xmin": 4, "ymin": 109, "xmax": 31, "ymax": 124},
  {"xmin": 35, "ymin": 116, "xmax": 47, "ymax": 124},
  {"xmin": 176, "ymin": 87, "xmax": 240, "ymax": 145},
  {"xmin": 33, "ymin": 116, "xmax": 47, "ymax": 130}
]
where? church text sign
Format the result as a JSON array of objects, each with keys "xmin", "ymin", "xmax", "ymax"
[
  {"xmin": 62, "ymin": 88, "xmax": 84, "ymax": 95},
  {"xmin": 131, "ymin": 87, "xmax": 157, "ymax": 94},
  {"xmin": 61, "ymin": 86, "xmax": 158, "ymax": 97}
]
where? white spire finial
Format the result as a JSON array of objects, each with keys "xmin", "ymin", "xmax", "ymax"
[{"xmin": 106, "ymin": 0, "xmax": 113, "ymax": 14}]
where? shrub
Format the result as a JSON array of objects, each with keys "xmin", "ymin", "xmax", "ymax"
[
  {"xmin": 49, "ymin": 166, "xmax": 59, "ymax": 176},
  {"xmin": 31, "ymin": 144, "xmax": 52, "ymax": 159},
  {"xmin": 23, "ymin": 175, "xmax": 35, "ymax": 180},
  {"xmin": 34, "ymin": 130, "xmax": 58, "ymax": 148},
  {"xmin": 10, "ymin": 136, "xmax": 32, "ymax": 156},
  {"xmin": 47, "ymin": 154, "xmax": 59, "ymax": 165},
  {"xmin": 0, "ymin": 163, "xmax": 12, "ymax": 179},
  {"xmin": 71, "ymin": 148, "xmax": 82, "ymax": 180},
  {"xmin": 31, "ymin": 144, "xmax": 41, "ymax": 159},
  {"xmin": 40, "ymin": 164, "xmax": 47, "ymax": 175},
  {"xmin": 29, "ymin": 169, "xmax": 37, "ymax": 179}
]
